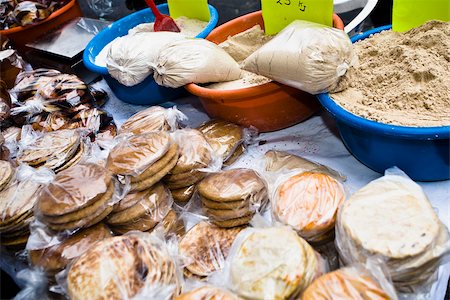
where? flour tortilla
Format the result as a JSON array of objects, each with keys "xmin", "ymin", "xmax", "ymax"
[{"xmin": 340, "ymin": 174, "xmax": 441, "ymax": 259}]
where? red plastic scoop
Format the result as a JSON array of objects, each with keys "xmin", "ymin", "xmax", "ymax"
[{"xmin": 144, "ymin": 0, "xmax": 181, "ymax": 32}]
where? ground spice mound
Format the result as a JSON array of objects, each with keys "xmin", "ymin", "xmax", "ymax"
[{"xmin": 331, "ymin": 20, "xmax": 450, "ymax": 127}]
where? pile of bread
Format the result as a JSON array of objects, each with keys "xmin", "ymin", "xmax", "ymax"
[{"xmin": 1, "ymin": 105, "xmax": 449, "ymax": 300}]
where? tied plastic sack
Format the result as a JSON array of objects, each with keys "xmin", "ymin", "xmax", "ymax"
[
  {"xmin": 242, "ymin": 20, "xmax": 357, "ymax": 94},
  {"xmin": 335, "ymin": 167, "xmax": 450, "ymax": 294},
  {"xmin": 106, "ymin": 32, "xmax": 185, "ymax": 86},
  {"xmin": 152, "ymin": 39, "xmax": 242, "ymax": 88}
]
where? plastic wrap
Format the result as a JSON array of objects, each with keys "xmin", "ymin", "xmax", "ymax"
[
  {"xmin": 0, "ymin": 164, "xmax": 54, "ymax": 249},
  {"xmin": 107, "ymin": 183, "xmax": 173, "ymax": 235},
  {"xmin": 301, "ymin": 261, "xmax": 398, "ymax": 300},
  {"xmin": 197, "ymin": 168, "xmax": 268, "ymax": 228},
  {"xmin": 106, "ymin": 32, "xmax": 185, "ymax": 86},
  {"xmin": 152, "ymin": 39, "xmax": 242, "ymax": 88},
  {"xmin": 213, "ymin": 226, "xmax": 326, "ymax": 300},
  {"xmin": 13, "ymin": 1, "xmax": 50, "ymax": 26},
  {"xmin": 243, "ymin": 20, "xmax": 357, "ymax": 94},
  {"xmin": 35, "ymin": 163, "xmax": 119, "ymax": 232},
  {"xmin": 163, "ymin": 129, "xmax": 221, "ymax": 190},
  {"xmin": 61, "ymin": 231, "xmax": 181, "ymax": 300},
  {"xmin": 179, "ymin": 221, "xmax": 246, "ymax": 277},
  {"xmin": 0, "ymin": 49, "xmax": 26, "ymax": 89},
  {"xmin": 120, "ymin": 105, "xmax": 188, "ymax": 135},
  {"xmin": 174, "ymin": 286, "xmax": 239, "ymax": 300},
  {"xmin": 264, "ymin": 151, "xmax": 346, "ymax": 244},
  {"xmin": 335, "ymin": 167, "xmax": 450, "ymax": 293}
]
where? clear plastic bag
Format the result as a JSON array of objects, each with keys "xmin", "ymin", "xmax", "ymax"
[
  {"xmin": 243, "ymin": 20, "xmax": 357, "ymax": 94},
  {"xmin": 335, "ymin": 167, "xmax": 450, "ymax": 294},
  {"xmin": 152, "ymin": 39, "xmax": 242, "ymax": 88},
  {"xmin": 174, "ymin": 285, "xmax": 239, "ymax": 300},
  {"xmin": 120, "ymin": 105, "xmax": 187, "ymax": 135},
  {"xmin": 301, "ymin": 260, "xmax": 398, "ymax": 300}
]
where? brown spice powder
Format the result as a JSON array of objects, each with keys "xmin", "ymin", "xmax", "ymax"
[{"xmin": 331, "ymin": 20, "xmax": 450, "ymax": 127}]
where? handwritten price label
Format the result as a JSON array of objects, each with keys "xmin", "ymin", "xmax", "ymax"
[
  {"xmin": 167, "ymin": 0, "xmax": 210, "ymax": 22},
  {"xmin": 262, "ymin": 0, "xmax": 333, "ymax": 35}
]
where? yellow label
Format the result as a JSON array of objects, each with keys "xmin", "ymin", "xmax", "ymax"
[
  {"xmin": 167, "ymin": 0, "xmax": 210, "ymax": 22},
  {"xmin": 392, "ymin": 0, "xmax": 450, "ymax": 32},
  {"xmin": 261, "ymin": 0, "xmax": 333, "ymax": 35}
]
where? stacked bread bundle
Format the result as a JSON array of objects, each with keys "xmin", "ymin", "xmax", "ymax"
[
  {"xmin": 336, "ymin": 172, "xmax": 450, "ymax": 291},
  {"xmin": 175, "ymin": 286, "xmax": 239, "ymax": 300},
  {"xmin": 198, "ymin": 169, "xmax": 268, "ymax": 228},
  {"xmin": 197, "ymin": 120, "xmax": 246, "ymax": 166},
  {"xmin": 265, "ymin": 150, "xmax": 346, "ymax": 244},
  {"xmin": 107, "ymin": 132, "xmax": 179, "ymax": 192},
  {"xmin": 37, "ymin": 163, "xmax": 115, "ymax": 231},
  {"xmin": 164, "ymin": 129, "xmax": 214, "ymax": 203},
  {"xmin": 228, "ymin": 227, "xmax": 321, "ymax": 299},
  {"xmin": 302, "ymin": 265, "xmax": 395, "ymax": 299},
  {"xmin": 17, "ymin": 129, "xmax": 84, "ymax": 173},
  {"xmin": 0, "ymin": 162, "xmax": 42, "ymax": 248},
  {"xmin": 28, "ymin": 223, "xmax": 112, "ymax": 278},
  {"xmin": 66, "ymin": 234, "xmax": 180, "ymax": 300},
  {"xmin": 179, "ymin": 221, "xmax": 244, "ymax": 277},
  {"xmin": 106, "ymin": 183, "xmax": 174, "ymax": 235}
]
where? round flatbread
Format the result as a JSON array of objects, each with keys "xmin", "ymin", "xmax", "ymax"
[
  {"xmin": 29, "ymin": 223, "xmax": 112, "ymax": 274},
  {"xmin": 180, "ymin": 221, "xmax": 244, "ymax": 276},
  {"xmin": 201, "ymin": 196, "xmax": 248, "ymax": 210},
  {"xmin": 38, "ymin": 163, "xmax": 113, "ymax": 217},
  {"xmin": 203, "ymin": 206, "xmax": 251, "ymax": 222},
  {"xmin": 302, "ymin": 267, "xmax": 392, "ymax": 300},
  {"xmin": 47, "ymin": 204, "xmax": 113, "ymax": 232},
  {"xmin": 175, "ymin": 286, "xmax": 239, "ymax": 300},
  {"xmin": 54, "ymin": 141, "xmax": 85, "ymax": 173},
  {"xmin": 198, "ymin": 169, "xmax": 267, "ymax": 203},
  {"xmin": 170, "ymin": 129, "xmax": 212, "ymax": 175},
  {"xmin": 131, "ymin": 144, "xmax": 178, "ymax": 183},
  {"xmin": 223, "ymin": 143, "xmax": 245, "ymax": 166},
  {"xmin": 230, "ymin": 227, "xmax": 311, "ymax": 299},
  {"xmin": 274, "ymin": 172, "xmax": 345, "ymax": 242},
  {"xmin": 107, "ymin": 132, "xmax": 170, "ymax": 176},
  {"xmin": 67, "ymin": 235, "xmax": 179, "ymax": 300},
  {"xmin": 0, "ymin": 160, "xmax": 13, "ymax": 191},
  {"xmin": 171, "ymin": 185, "xmax": 195, "ymax": 203},
  {"xmin": 161, "ymin": 209, "xmax": 185, "ymax": 237},
  {"xmin": 340, "ymin": 174, "xmax": 441, "ymax": 259},
  {"xmin": 120, "ymin": 106, "xmax": 171, "ymax": 135},
  {"xmin": 0, "ymin": 180, "xmax": 41, "ymax": 225},
  {"xmin": 197, "ymin": 120, "xmax": 243, "ymax": 162},
  {"xmin": 164, "ymin": 169, "xmax": 206, "ymax": 189},
  {"xmin": 212, "ymin": 214, "xmax": 253, "ymax": 228}
]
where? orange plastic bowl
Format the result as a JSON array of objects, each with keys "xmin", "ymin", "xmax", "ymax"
[
  {"xmin": 0, "ymin": 0, "xmax": 82, "ymax": 53},
  {"xmin": 186, "ymin": 12, "xmax": 345, "ymax": 132}
]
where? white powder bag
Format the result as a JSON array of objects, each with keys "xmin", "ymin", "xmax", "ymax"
[
  {"xmin": 242, "ymin": 20, "xmax": 357, "ymax": 94},
  {"xmin": 106, "ymin": 32, "xmax": 185, "ymax": 86},
  {"xmin": 152, "ymin": 39, "xmax": 242, "ymax": 88}
]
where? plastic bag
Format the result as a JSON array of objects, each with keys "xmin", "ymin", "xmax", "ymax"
[
  {"xmin": 120, "ymin": 105, "xmax": 187, "ymax": 135},
  {"xmin": 196, "ymin": 168, "xmax": 268, "ymax": 228},
  {"xmin": 301, "ymin": 260, "xmax": 398, "ymax": 300},
  {"xmin": 0, "ymin": 49, "xmax": 26, "ymax": 89},
  {"xmin": 35, "ymin": 163, "xmax": 119, "ymax": 232},
  {"xmin": 60, "ymin": 231, "xmax": 181, "ymax": 300},
  {"xmin": 163, "ymin": 129, "xmax": 222, "ymax": 190},
  {"xmin": 106, "ymin": 32, "xmax": 185, "ymax": 86},
  {"xmin": 335, "ymin": 167, "xmax": 450, "ymax": 293},
  {"xmin": 152, "ymin": 39, "xmax": 242, "ymax": 88},
  {"xmin": 212, "ymin": 226, "xmax": 326, "ymax": 300},
  {"xmin": 243, "ymin": 20, "xmax": 357, "ymax": 94},
  {"xmin": 0, "ymin": 164, "xmax": 54, "ymax": 249},
  {"xmin": 174, "ymin": 286, "xmax": 239, "ymax": 300},
  {"xmin": 264, "ymin": 151, "xmax": 346, "ymax": 244}
]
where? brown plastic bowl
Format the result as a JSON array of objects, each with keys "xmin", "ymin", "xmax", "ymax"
[
  {"xmin": 0, "ymin": 0, "xmax": 82, "ymax": 53},
  {"xmin": 186, "ymin": 12, "xmax": 345, "ymax": 132}
]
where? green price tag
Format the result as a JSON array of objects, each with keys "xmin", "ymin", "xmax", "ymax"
[
  {"xmin": 261, "ymin": 0, "xmax": 333, "ymax": 35},
  {"xmin": 392, "ymin": 0, "xmax": 450, "ymax": 32},
  {"xmin": 167, "ymin": 0, "xmax": 210, "ymax": 22}
]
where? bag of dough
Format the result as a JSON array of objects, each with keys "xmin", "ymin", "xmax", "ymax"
[
  {"xmin": 335, "ymin": 167, "xmax": 450, "ymax": 294},
  {"xmin": 106, "ymin": 32, "xmax": 185, "ymax": 86},
  {"xmin": 243, "ymin": 20, "xmax": 357, "ymax": 94},
  {"xmin": 152, "ymin": 39, "xmax": 242, "ymax": 88}
]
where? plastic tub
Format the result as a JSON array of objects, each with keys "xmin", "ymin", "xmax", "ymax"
[
  {"xmin": 317, "ymin": 26, "xmax": 450, "ymax": 181},
  {"xmin": 83, "ymin": 4, "xmax": 218, "ymax": 105},
  {"xmin": 0, "ymin": 0, "xmax": 82, "ymax": 53},
  {"xmin": 185, "ymin": 12, "xmax": 344, "ymax": 132}
]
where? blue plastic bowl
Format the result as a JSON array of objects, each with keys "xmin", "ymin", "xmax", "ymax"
[
  {"xmin": 83, "ymin": 4, "xmax": 218, "ymax": 105},
  {"xmin": 317, "ymin": 25, "xmax": 450, "ymax": 181}
]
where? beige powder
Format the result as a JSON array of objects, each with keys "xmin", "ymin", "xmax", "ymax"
[
  {"xmin": 331, "ymin": 20, "xmax": 450, "ymax": 127},
  {"xmin": 206, "ymin": 25, "xmax": 273, "ymax": 90}
]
